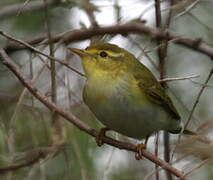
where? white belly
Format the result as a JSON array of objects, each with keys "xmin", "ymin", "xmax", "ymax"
[{"xmin": 83, "ymin": 77, "xmax": 179, "ymax": 139}]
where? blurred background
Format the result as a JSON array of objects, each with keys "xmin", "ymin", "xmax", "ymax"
[{"xmin": 0, "ymin": 0, "xmax": 213, "ymax": 179}]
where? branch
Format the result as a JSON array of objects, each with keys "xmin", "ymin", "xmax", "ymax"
[
  {"xmin": 0, "ymin": 30, "xmax": 85, "ymax": 77},
  {"xmin": 154, "ymin": 0, "xmax": 162, "ymax": 179},
  {"xmin": 0, "ymin": 144, "xmax": 64, "ymax": 173},
  {"xmin": 3, "ymin": 23, "xmax": 213, "ymax": 59},
  {"xmin": 0, "ymin": 48, "xmax": 188, "ymax": 180},
  {"xmin": 182, "ymin": 159, "xmax": 209, "ymax": 178},
  {"xmin": 185, "ymin": 68, "xmax": 213, "ymax": 128},
  {"xmin": 158, "ymin": 75, "xmax": 200, "ymax": 82},
  {"xmin": 84, "ymin": 0, "xmax": 99, "ymax": 28},
  {"xmin": 174, "ymin": 0, "xmax": 200, "ymax": 19},
  {"xmin": 0, "ymin": 0, "xmax": 63, "ymax": 20},
  {"xmin": 0, "ymin": 154, "xmax": 41, "ymax": 173}
]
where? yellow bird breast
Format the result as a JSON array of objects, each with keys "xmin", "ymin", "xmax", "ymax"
[{"xmin": 83, "ymin": 73, "xmax": 176, "ymax": 139}]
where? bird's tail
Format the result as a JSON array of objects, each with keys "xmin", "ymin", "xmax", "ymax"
[{"xmin": 182, "ymin": 129, "xmax": 197, "ymax": 135}]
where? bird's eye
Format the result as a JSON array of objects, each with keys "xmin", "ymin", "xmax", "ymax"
[{"xmin": 99, "ymin": 51, "xmax": 108, "ymax": 57}]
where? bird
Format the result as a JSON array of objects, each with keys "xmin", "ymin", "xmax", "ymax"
[{"xmin": 68, "ymin": 43, "xmax": 194, "ymax": 158}]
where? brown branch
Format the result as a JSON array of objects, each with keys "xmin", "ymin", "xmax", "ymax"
[
  {"xmin": 84, "ymin": 0, "xmax": 99, "ymax": 28},
  {"xmin": 183, "ymin": 159, "xmax": 209, "ymax": 178},
  {"xmin": 172, "ymin": 68, "xmax": 213, "ymax": 162},
  {"xmin": 44, "ymin": 0, "xmax": 62, "ymax": 144},
  {"xmin": 188, "ymin": 12, "xmax": 213, "ymax": 32},
  {"xmin": 154, "ymin": 1, "xmax": 162, "ymax": 179},
  {"xmin": 185, "ymin": 68, "xmax": 213, "ymax": 128},
  {"xmin": 160, "ymin": 1, "xmax": 174, "ymax": 179},
  {"xmin": 0, "ymin": 48, "xmax": 188, "ymax": 180},
  {"xmin": 174, "ymin": 0, "xmax": 200, "ymax": 19},
  {"xmin": 154, "ymin": 0, "xmax": 162, "ymax": 28},
  {"xmin": 0, "ymin": 144, "xmax": 64, "ymax": 174},
  {"xmin": 0, "ymin": 153, "xmax": 41, "ymax": 174},
  {"xmin": 3, "ymin": 23, "xmax": 213, "ymax": 60},
  {"xmin": 158, "ymin": 75, "xmax": 200, "ymax": 82},
  {"xmin": 0, "ymin": 0, "xmax": 63, "ymax": 20},
  {"xmin": 83, "ymin": 0, "xmax": 100, "ymax": 44},
  {"xmin": 128, "ymin": 36, "xmax": 158, "ymax": 69},
  {"xmin": 190, "ymin": 80, "xmax": 213, "ymax": 88},
  {"xmin": 154, "ymin": 132, "xmax": 160, "ymax": 180},
  {"xmin": 0, "ymin": 30, "xmax": 85, "ymax": 77}
]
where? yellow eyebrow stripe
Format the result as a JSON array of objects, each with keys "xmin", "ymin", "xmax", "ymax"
[{"xmin": 85, "ymin": 49, "xmax": 124, "ymax": 57}]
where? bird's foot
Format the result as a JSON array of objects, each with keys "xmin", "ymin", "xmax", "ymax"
[
  {"xmin": 96, "ymin": 127, "xmax": 110, "ymax": 146},
  {"xmin": 135, "ymin": 143, "xmax": 146, "ymax": 160}
]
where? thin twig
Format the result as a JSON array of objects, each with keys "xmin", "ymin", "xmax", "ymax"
[
  {"xmin": 190, "ymin": 79, "xmax": 213, "ymax": 88},
  {"xmin": 182, "ymin": 159, "xmax": 209, "ymax": 178},
  {"xmin": 44, "ymin": 0, "xmax": 62, "ymax": 144},
  {"xmin": 139, "ymin": 2, "xmax": 154, "ymax": 19},
  {"xmin": 188, "ymin": 12, "xmax": 213, "ymax": 32},
  {"xmin": 0, "ymin": 144, "xmax": 65, "ymax": 174},
  {"xmin": 158, "ymin": 75, "xmax": 200, "ymax": 82},
  {"xmin": 114, "ymin": 0, "xmax": 121, "ymax": 24},
  {"xmin": 0, "ymin": 0, "xmax": 63, "ymax": 19},
  {"xmin": 172, "ymin": 68, "xmax": 213, "ymax": 162},
  {"xmin": 16, "ymin": 0, "xmax": 31, "ymax": 16},
  {"xmin": 0, "ymin": 30, "xmax": 85, "ymax": 77},
  {"xmin": 174, "ymin": 0, "xmax": 200, "ymax": 19},
  {"xmin": 101, "ymin": 148, "xmax": 115, "ymax": 180},
  {"xmin": 84, "ymin": 0, "xmax": 99, "ymax": 28},
  {"xmin": 128, "ymin": 36, "xmax": 158, "ymax": 70},
  {"xmin": 84, "ymin": 0, "xmax": 100, "ymax": 44},
  {"xmin": 155, "ymin": 0, "xmax": 174, "ymax": 179},
  {"xmin": 144, "ymin": 38, "xmax": 180, "ymax": 54},
  {"xmin": 0, "ymin": 153, "xmax": 41, "ymax": 173},
  {"xmin": 185, "ymin": 68, "xmax": 213, "ymax": 128},
  {"xmin": 155, "ymin": 0, "xmax": 161, "ymax": 180},
  {"xmin": 154, "ymin": 132, "xmax": 160, "ymax": 180}
]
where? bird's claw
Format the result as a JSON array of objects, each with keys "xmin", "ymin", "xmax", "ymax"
[
  {"xmin": 135, "ymin": 143, "xmax": 146, "ymax": 160},
  {"xmin": 96, "ymin": 128, "xmax": 109, "ymax": 146}
]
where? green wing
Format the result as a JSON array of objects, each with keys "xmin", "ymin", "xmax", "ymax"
[{"xmin": 133, "ymin": 62, "xmax": 180, "ymax": 120}]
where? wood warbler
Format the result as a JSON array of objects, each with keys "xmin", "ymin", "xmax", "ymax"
[{"xmin": 69, "ymin": 43, "xmax": 189, "ymax": 142}]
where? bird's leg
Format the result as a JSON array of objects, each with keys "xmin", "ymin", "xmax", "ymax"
[
  {"xmin": 135, "ymin": 143, "xmax": 146, "ymax": 160},
  {"xmin": 135, "ymin": 136, "xmax": 150, "ymax": 160},
  {"xmin": 134, "ymin": 135, "xmax": 150, "ymax": 160},
  {"xmin": 96, "ymin": 127, "xmax": 110, "ymax": 146}
]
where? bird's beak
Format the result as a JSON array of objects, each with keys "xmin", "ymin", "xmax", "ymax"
[{"xmin": 68, "ymin": 48, "xmax": 88, "ymax": 58}]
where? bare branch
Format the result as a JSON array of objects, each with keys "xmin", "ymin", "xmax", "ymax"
[
  {"xmin": 0, "ymin": 30, "xmax": 85, "ymax": 77},
  {"xmin": 174, "ymin": 0, "xmax": 200, "ymax": 19},
  {"xmin": 0, "ymin": 144, "xmax": 64, "ymax": 173},
  {"xmin": 44, "ymin": 0, "xmax": 63, "ymax": 144},
  {"xmin": 158, "ymin": 74, "xmax": 200, "ymax": 82},
  {"xmin": 84, "ymin": 0, "xmax": 99, "ymax": 28},
  {"xmin": 0, "ymin": 153, "xmax": 41, "ymax": 173},
  {"xmin": 183, "ymin": 159, "xmax": 209, "ymax": 178},
  {"xmin": 3, "ymin": 23, "xmax": 213, "ymax": 59},
  {"xmin": 0, "ymin": 0, "xmax": 63, "ymax": 20},
  {"xmin": 185, "ymin": 68, "xmax": 213, "ymax": 128},
  {"xmin": 190, "ymin": 80, "xmax": 213, "ymax": 88},
  {"xmin": 154, "ymin": 0, "xmax": 162, "ymax": 179}
]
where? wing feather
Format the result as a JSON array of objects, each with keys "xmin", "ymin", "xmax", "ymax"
[{"xmin": 133, "ymin": 63, "xmax": 180, "ymax": 120}]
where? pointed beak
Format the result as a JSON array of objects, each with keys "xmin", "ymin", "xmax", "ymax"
[{"xmin": 68, "ymin": 48, "xmax": 88, "ymax": 58}]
